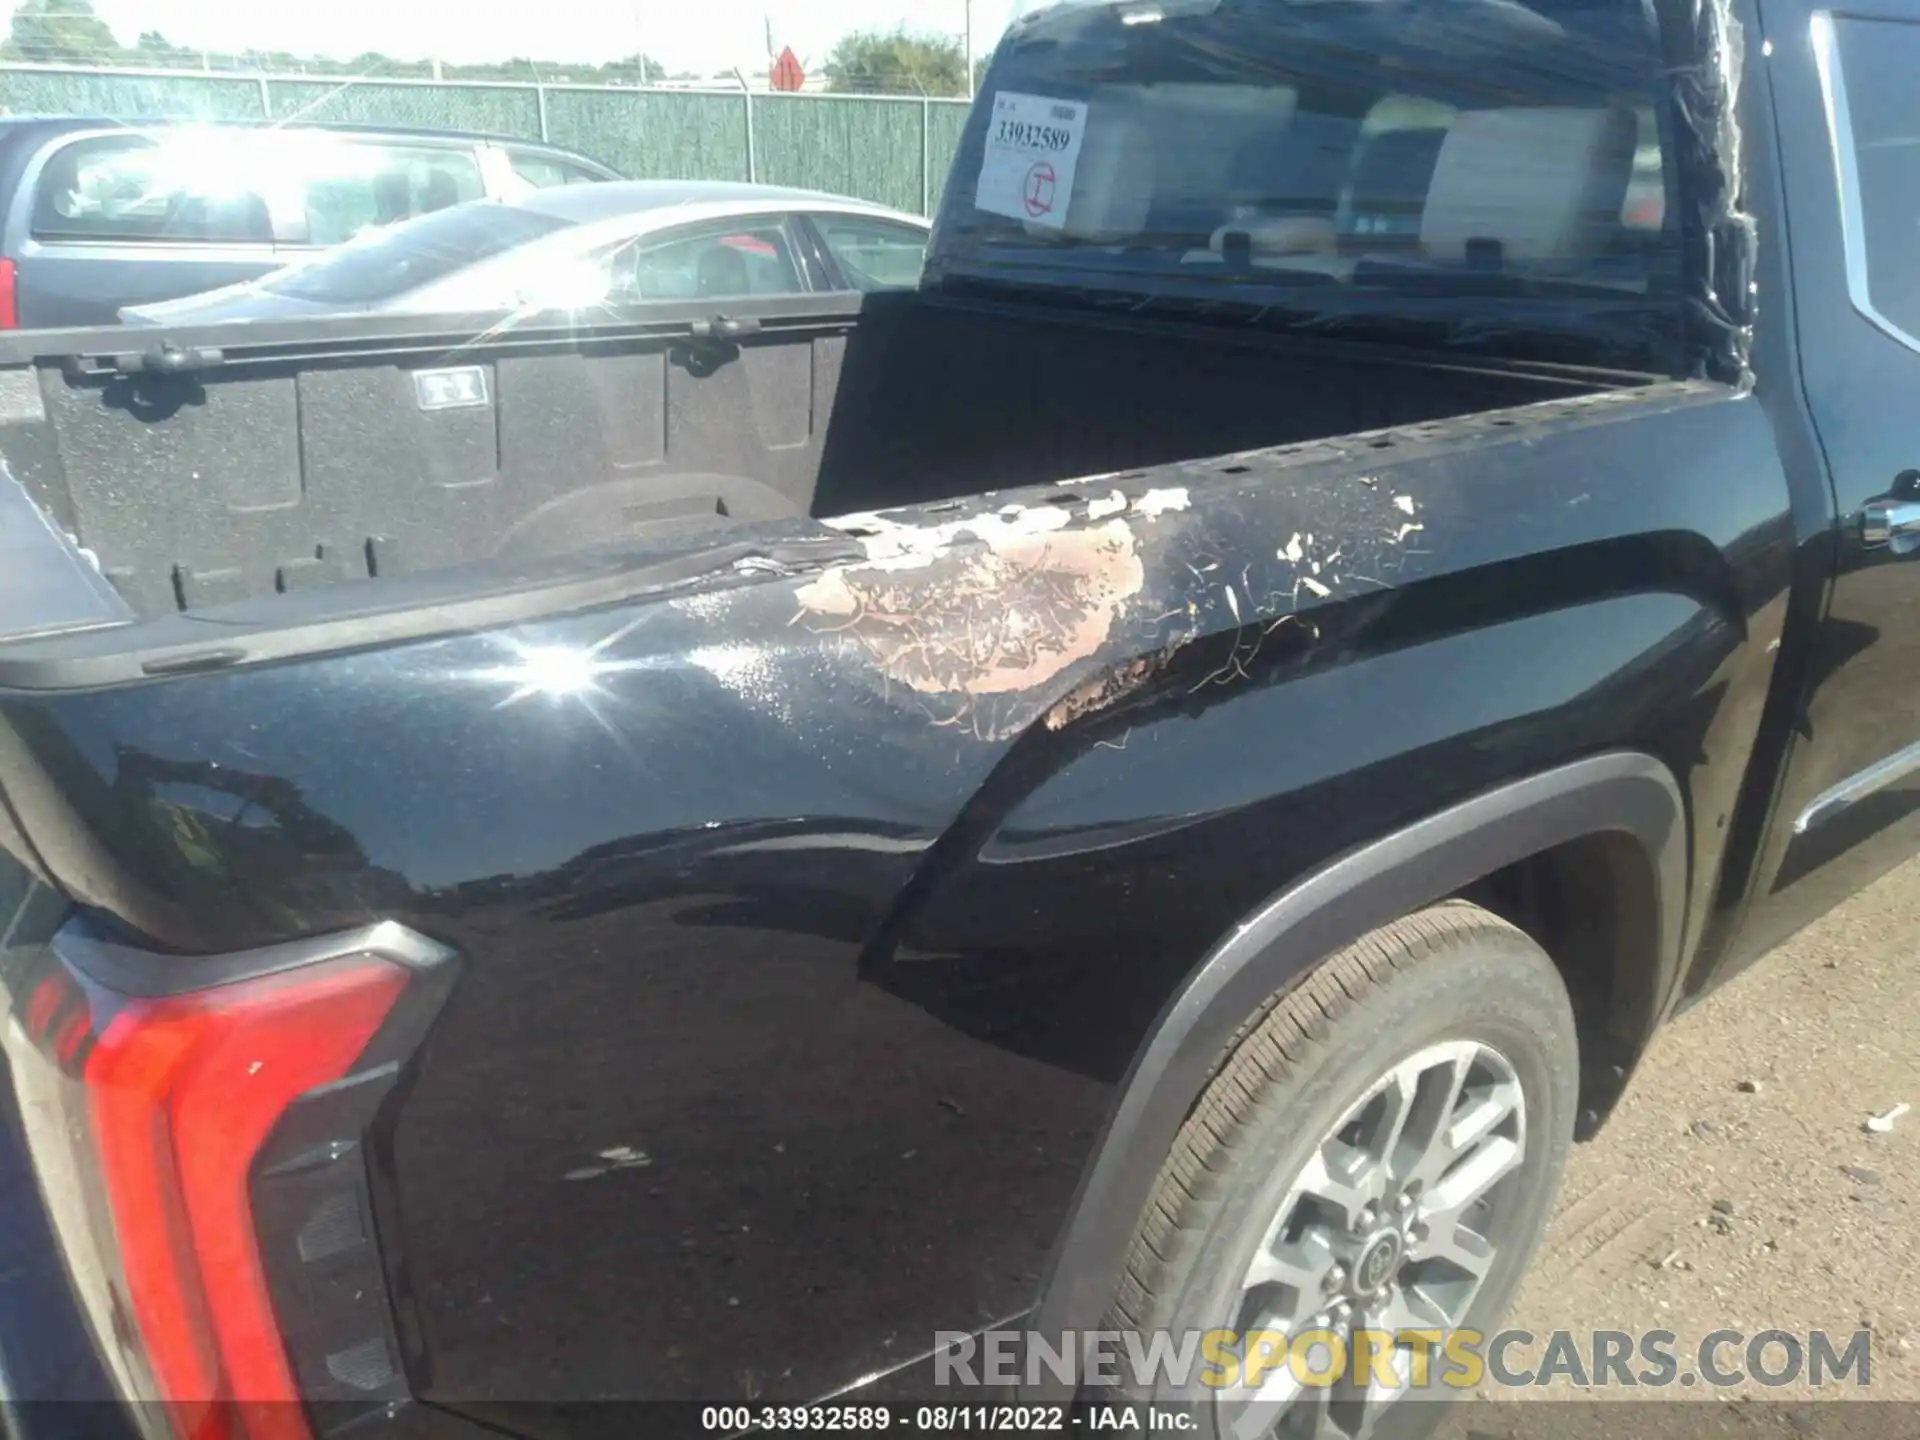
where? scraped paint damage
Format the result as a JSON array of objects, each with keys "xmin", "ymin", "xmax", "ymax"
[
  {"xmin": 791, "ymin": 479, "xmax": 1426, "ymax": 739},
  {"xmin": 795, "ymin": 505, "xmax": 1146, "ymax": 737}
]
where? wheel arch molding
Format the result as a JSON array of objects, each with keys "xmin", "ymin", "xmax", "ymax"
[{"xmin": 1020, "ymin": 749, "xmax": 1685, "ymax": 1400}]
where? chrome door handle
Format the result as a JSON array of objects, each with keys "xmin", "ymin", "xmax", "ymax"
[{"xmin": 1862, "ymin": 498, "xmax": 1920, "ymax": 547}]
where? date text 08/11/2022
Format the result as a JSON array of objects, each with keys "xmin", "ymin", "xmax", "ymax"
[{"xmin": 699, "ymin": 1405, "xmax": 1190, "ymax": 1432}]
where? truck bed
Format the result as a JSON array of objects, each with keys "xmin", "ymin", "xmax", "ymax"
[{"xmin": 0, "ymin": 294, "xmax": 1627, "ymax": 624}]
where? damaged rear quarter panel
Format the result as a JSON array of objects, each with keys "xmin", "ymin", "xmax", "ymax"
[
  {"xmin": 0, "ymin": 381, "xmax": 1793, "ymax": 1408},
  {"xmin": 794, "ymin": 499, "xmax": 1163, "ymax": 740},
  {"xmin": 796, "ymin": 385, "xmax": 1792, "ymax": 1070}
]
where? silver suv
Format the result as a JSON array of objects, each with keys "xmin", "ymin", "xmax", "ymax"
[{"xmin": 0, "ymin": 117, "xmax": 622, "ymax": 328}]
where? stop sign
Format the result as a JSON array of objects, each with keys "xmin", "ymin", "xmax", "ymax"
[{"xmin": 770, "ymin": 46, "xmax": 805, "ymax": 92}]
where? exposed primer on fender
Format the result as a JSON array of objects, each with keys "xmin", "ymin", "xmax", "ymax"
[
  {"xmin": 789, "ymin": 473, "xmax": 1435, "ymax": 738},
  {"xmin": 797, "ymin": 504, "xmax": 1151, "ymax": 737}
]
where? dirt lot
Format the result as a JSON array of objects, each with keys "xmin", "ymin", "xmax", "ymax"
[{"xmin": 1485, "ymin": 849, "xmax": 1920, "ymax": 1413}]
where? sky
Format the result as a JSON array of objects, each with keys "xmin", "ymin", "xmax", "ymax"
[{"xmin": 73, "ymin": 0, "xmax": 1032, "ymax": 75}]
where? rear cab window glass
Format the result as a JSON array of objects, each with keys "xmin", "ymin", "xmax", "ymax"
[
  {"xmin": 262, "ymin": 201, "xmax": 571, "ymax": 305},
  {"xmin": 1825, "ymin": 16, "xmax": 1920, "ymax": 343},
  {"xmin": 927, "ymin": 0, "xmax": 1682, "ymax": 370}
]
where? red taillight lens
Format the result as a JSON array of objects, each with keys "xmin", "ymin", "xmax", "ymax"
[
  {"xmin": 46, "ymin": 958, "xmax": 407, "ymax": 1440},
  {"xmin": 0, "ymin": 258, "xmax": 18, "ymax": 330}
]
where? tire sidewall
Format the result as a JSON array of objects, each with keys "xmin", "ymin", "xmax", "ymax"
[{"xmin": 1144, "ymin": 934, "xmax": 1579, "ymax": 1433}]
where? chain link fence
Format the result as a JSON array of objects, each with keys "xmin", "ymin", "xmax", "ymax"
[{"xmin": 0, "ymin": 62, "xmax": 976, "ymax": 215}]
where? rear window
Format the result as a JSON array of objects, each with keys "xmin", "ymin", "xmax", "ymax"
[
  {"xmin": 615, "ymin": 221, "xmax": 805, "ymax": 301},
  {"xmin": 927, "ymin": 0, "xmax": 1681, "ymax": 369},
  {"xmin": 815, "ymin": 214, "xmax": 929, "ymax": 290},
  {"xmin": 30, "ymin": 130, "xmax": 484, "ymax": 248},
  {"xmin": 263, "ymin": 201, "xmax": 572, "ymax": 305},
  {"xmin": 291, "ymin": 141, "xmax": 484, "ymax": 246},
  {"xmin": 33, "ymin": 132, "xmax": 278, "ymax": 244},
  {"xmin": 505, "ymin": 151, "xmax": 610, "ymax": 192}
]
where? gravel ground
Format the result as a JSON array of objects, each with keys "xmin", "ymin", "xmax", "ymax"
[{"xmin": 1483, "ymin": 849, "xmax": 1920, "ymax": 1413}]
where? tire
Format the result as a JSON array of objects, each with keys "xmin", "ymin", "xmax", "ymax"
[{"xmin": 1102, "ymin": 901, "xmax": 1579, "ymax": 1440}]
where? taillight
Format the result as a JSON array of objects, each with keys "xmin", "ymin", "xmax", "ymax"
[
  {"xmin": 4, "ymin": 939, "xmax": 426, "ymax": 1440},
  {"xmin": 0, "ymin": 258, "xmax": 18, "ymax": 330},
  {"xmin": 93, "ymin": 960, "xmax": 408, "ymax": 1439}
]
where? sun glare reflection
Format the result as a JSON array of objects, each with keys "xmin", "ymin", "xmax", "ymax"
[
  {"xmin": 455, "ymin": 620, "xmax": 663, "ymax": 739},
  {"xmin": 498, "ymin": 645, "xmax": 603, "ymax": 699}
]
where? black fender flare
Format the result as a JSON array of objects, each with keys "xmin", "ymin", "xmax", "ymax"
[{"xmin": 1022, "ymin": 750, "xmax": 1685, "ymax": 1393}]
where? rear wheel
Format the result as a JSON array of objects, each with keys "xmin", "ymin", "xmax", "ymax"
[{"xmin": 1105, "ymin": 901, "xmax": 1579, "ymax": 1440}]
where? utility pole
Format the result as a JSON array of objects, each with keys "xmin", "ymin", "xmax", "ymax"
[{"xmin": 964, "ymin": 0, "xmax": 975, "ymax": 96}]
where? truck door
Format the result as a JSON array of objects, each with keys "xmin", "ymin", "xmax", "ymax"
[{"xmin": 1736, "ymin": 0, "xmax": 1920, "ymax": 959}]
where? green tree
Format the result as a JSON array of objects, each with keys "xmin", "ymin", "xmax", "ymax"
[
  {"xmin": 596, "ymin": 53, "xmax": 667, "ymax": 85},
  {"xmin": 823, "ymin": 26, "xmax": 967, "ymax": 97},
  {"xmin": 130, "ymin": 30, "xmax": 191, "ymax": 65},
  {"xmin": 347, "ymin": 49, "xmax": 420, "ymax": 78},
  {"xmin": 5, "ymin": 0, "xmax": 119, "ymax": 64}
]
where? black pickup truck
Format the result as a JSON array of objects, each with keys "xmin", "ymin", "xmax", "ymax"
[{"xmin": 0, "ymin": 0, "xmax": 1915, "ymax": 1435}]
